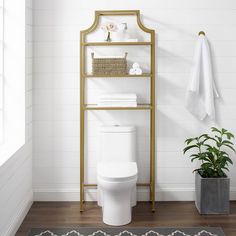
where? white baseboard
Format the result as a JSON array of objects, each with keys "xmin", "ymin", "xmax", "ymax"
[
  {"xmin": 3, "ymin": 190, "xmax": 33, "ymax": 236},
  {"xmin": 33, "ymin": 187, "xmax": 236, "ymax": 202}
]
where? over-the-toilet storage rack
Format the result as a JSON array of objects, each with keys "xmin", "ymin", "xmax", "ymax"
[{"xmin": 80, "ymin": 10, "xmax": 156, "ymax": 212}]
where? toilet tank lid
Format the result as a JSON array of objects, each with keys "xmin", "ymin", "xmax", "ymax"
[{"xmin": 100, "ymin": 125, "xmax": 136, "ymax": 133}]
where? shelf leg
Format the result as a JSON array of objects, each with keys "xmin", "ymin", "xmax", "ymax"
[
  {"xmin": 80, "ymin": 184, "xmax": 84, "ymax": 212},
  {"xmin": 80, "ymin": 31, "xmax": 86, "ymax": 213},
  {"xmin": 150, "ymin": 107, "xmax": 155, "ymax": 213},
  {"xmin": 80, "ymin": 107, "xmax": 85, "ymax": 212},
  {"xmin": 150, "ymin": 31, "xmax": 156, "ymax": 213}
]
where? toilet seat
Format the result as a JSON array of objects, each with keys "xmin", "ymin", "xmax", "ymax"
[{"xmin": 97, "ymin": 162, "xmax": 137, "ymax": 182}]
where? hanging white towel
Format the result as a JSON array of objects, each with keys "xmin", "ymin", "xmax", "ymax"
[{"xmin": 186, "ymin": 34, "xmax": 219, "ymax": 120}]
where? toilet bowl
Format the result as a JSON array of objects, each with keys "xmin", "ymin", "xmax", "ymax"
[
  {"xmin": 97, "ymin": 162, "xmax": 137, "ymax": 226},
  {"xmin": 97, "ymin": 125, "xmax": 138, "ymax": 226}
]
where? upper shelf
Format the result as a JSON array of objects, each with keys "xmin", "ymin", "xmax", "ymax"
[
  {"xmin": 80, "ymin": 10, "xmax": 155, "ymax": 42},
  {"xmin": 82, "ymin": 42, "xmax": 152, "ymax": 46}
]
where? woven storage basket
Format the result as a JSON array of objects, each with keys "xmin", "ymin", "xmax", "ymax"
[{"xmin": 92, "ymin": 52, "xmax": 128, "ymax": 76}]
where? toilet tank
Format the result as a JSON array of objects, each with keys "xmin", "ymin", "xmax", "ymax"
[{"xmin": 100, "ymin": 125, "xmax": 136, "ymax": 162}]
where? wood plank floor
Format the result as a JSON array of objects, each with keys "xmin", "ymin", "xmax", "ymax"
[{"xmin": 16, "ymin": 201, "xmax": 236, "ymax": 236}]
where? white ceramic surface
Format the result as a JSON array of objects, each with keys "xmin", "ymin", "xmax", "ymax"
[{"xmin": 97, "ymin": 125, "xmax": 137, "ymax": 226}]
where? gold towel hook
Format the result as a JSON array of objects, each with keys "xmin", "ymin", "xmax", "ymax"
[{"xmin": 198, "ymin": 31, "xmax": 205, "ymax": 36}]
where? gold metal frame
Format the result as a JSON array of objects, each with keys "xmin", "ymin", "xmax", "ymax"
[{"xmin": 80, "ymin": 10, "xmax": 156, "ymax": 212}]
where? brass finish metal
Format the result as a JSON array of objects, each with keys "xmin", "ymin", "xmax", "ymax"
[
  {"xmin": 84, "ymin": 73, "xmax": 152, "ymax": 78},
  {"xmin": 84, "ymin": 104, "xmax": 152, "ymax": 110},
  {"xmin": 137, "ymin": 183, "xmax": 150, "ymax": 187},
  {"xmin": 80, "ymin": 10, "xmax": 156, "ymax": 212},
  {"xmin": 83, "ymin": 42, "xmax": 151, "ymax": 46},
  {"xmin": 84, "ymin": 184, "xmax": 97, "ymax": 187},
  {"xmin": 150, "ymin": 25, "xmax": 156, "ymax": 212},
  {"xmin": 84, "ymin": 183, "xmax": 150, "ymax": 187},
  {"xmin": 80, "ymin": 32, "xmax": 85, "ymax": 212},
  {"xmin": 198, "ymin": 31, "xmax": 205, "ymax": 36},
  {"xmin": 80, "ymin": 30, "xmax": 85, "ymax": 212}
]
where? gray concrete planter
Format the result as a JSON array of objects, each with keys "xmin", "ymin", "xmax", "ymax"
[{"xmin": 195, "ymin": 172, "xmax": 230, "ymax": 214}]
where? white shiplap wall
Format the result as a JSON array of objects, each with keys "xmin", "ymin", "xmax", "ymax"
[
  {"xmin": 0, "ymin": 0, "xmax": 33, "ymax": 235},
  {"xmin": 32, "ymin": 0, "xmax": 236, "ymax": 201}
]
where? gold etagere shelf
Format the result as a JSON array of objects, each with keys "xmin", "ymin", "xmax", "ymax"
[{"xmin": 80, "ymin": 10, "xmax": 156, "ymax": 212}]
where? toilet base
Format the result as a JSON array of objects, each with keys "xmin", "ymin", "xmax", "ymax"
[
  {"xmin": 98, "ymin": 176, "xmax": 137, "ymax": 226},
  {"xmin": 98, "ymin": 184, "xmax": 137, "ymax": 208}
]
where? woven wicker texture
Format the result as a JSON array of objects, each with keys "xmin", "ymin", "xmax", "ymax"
[{"xmin": 92, "ymin": 52, "xmax": 128, "ymax": 76}]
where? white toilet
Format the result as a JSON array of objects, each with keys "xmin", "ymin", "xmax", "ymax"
[{"xmin": 97, "ymin": 125, "xmax": 138, "ymax": 226}]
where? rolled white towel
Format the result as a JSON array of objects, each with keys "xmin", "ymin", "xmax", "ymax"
[
  {"xmin": 129, "ymin": 68, "xmax": 136, "ymax": 75},
  {"xmin": 132, "ymin": 62, "xmax": 140, "ymax": 69},
  {"xmin": 135, "ymin": 68, "xmax": 142, "ymax": 75}
]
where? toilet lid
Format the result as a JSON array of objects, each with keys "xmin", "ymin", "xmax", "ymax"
[{"xmin": 97, "ymin": 162, "xmax": 137, "ymax": 182}]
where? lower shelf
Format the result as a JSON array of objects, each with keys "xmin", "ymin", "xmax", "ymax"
[
  {"xmin": 83, "ymin": 104, "xmax": 152, "ymax": 110},
  {"xmin": 84, "ymin": 183, "xmax": 150, "ymax": 187}
]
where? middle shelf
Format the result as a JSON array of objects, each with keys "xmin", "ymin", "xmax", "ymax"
[
  {"xmin": 83, "ymin": 73, "xmax": 152, "ymax": 78},
  {"xmin": 84, "ymin": 104, "xmax": 152, "ymax": 110}
]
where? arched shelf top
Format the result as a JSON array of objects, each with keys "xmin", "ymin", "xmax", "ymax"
[{"xmin": 81, "ymin": 10, "xmax": 155, "ymax": 38}]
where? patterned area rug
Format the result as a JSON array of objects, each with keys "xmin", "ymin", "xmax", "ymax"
[{"xmin": 28, "ymin": 227, "xmax": 225, "ymax": 236}]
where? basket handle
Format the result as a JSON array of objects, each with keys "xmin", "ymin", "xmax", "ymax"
[{"xmin": 91, "ymin": 52, "xmax": 127, "ymax": 59}]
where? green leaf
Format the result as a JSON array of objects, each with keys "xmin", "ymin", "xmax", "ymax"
[
  {"xmin": 211, "ymin": 127, "xmax": 221, "ymax": 134},
  {"xmin": 224, "ymin": 144, "xmax": 236, "ymax": 153},
  {"xmin": 226, "ymin": 132, "xmax": 235, "ymax": 140},
  {"xmin": 203, "ymin": 144, "xmax": 212, "ymax": 149},
  {"xmin": 216, "ymin": 136, "xmax": 222, "ymax": 143},
  {"xmin": 222, "ymin": 128, "xmax": 228, "ymax": 134},
  {"xmin": 222, "ymin": 167, "xmax": 229, "ymax": 172},
  {"xmin": 220, "ymin": 151, "xmax": 229, "ymax": 157},
  {"xmin": 191, "ymin": 156, "xmax": 200, "ymax": 162},
  {"xmin": 207, "ymin": 136, "xmax": 218, "ymax": 143},
  {"xmin": 199, "ymin": 134, "xmax": 208, "ymax": 139},
  {"xmin": 224, "ymin": 156, "xmax": 233, "ymax": 165},
  {"xmin": 221, "ymin": 140, "xmax": 234, "ymax": 146},
  {"xmin": 183, "ymin": 145, "xmax": 199, "ymax": 154},
  {"xmin": 193, "ymin": 168, "xmax": 201, "ymax": 173}
]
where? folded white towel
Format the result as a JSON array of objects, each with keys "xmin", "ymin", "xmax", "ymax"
[
  {"xmin": 99, "ymin": 93, "xmax": 137, "ymax": 100},
  {"xmin": 98, "ymin": 102, "xmax": 137, "ymax": 107},
  {"xmin": 99, "ymin": 99, "xmax": 137, "ymax": 102},
  {"xmin": 98, "ymin": 93, "xmax": 137, "ymax": 107},
  {"xmin": 99, "ymin": 100, "xmax": 137, "ymax": 104},
  {"xmin": 186, "ymin": 34, "xmax": 219, "ymax": 120}
]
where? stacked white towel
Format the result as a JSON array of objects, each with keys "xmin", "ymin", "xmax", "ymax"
[{"xmin": 98, "ymin": 93, "xmax": 137, "ymax": 107}]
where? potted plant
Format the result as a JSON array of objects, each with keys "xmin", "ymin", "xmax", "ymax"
[{"xmin": 183, "ymin": 127, "xmax": 235, "ymax": 214}]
